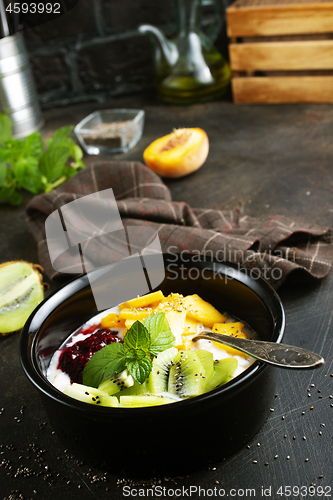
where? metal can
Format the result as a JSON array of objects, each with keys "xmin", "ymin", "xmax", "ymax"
[{"xmin": 0, "ymin": 32, "xmax": 43, "ymax": 139}]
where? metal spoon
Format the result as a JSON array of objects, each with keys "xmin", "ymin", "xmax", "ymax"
[{"xmin": 192, "ymin": 332, "xmax": 324, "ymax": 369}]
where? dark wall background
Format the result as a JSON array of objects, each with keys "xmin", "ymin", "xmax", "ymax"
[{"xmin": 21, "ymin": 0, "xmax": 230, "ymax": 108}]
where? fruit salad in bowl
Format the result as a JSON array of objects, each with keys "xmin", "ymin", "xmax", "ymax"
[{"xmin": 47, "ymin": 291, "xmax": 257, "ymax": 408}]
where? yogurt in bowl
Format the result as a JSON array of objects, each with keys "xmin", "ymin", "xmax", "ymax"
[{"xmin": 46, "ymin": 291, "xmax": 258, "ymax": 408}]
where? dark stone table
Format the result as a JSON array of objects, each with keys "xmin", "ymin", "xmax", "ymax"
[{"xmin": 1, "ymin": 95, "xmax": 332, "ymax": 500}]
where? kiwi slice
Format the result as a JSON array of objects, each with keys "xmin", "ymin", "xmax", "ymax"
[
  {"xmin": 98, "ymin": 369, "xmax": 134, "ymax": 395},
  {"xmin": 148, "ymin": 347, "xmax": 178, "ymax": 394},
  {"xmin": 119, "ymin": 395, "xmax": 175, "ymax": 407},
  {"xmin": 64, "ymin": 383, "xmax": 119, "ymax": 407},
  {"xmin": 196, "ymin": 349, "xmax": 214, "ymax": 383},
  {"xmin": 168, "ymin": 350, "xmax": 205, "ymax": 398},
  {"xmin": 117, "ymin": 380, "xmax": 148, "ymax": 396},
  {"xmin": 0, "ymin": 261, "xmax": 44, "ymax": 335},
  {"xmin": 204, "ymin": 358, "xmax": 238, "ymax": 393}
]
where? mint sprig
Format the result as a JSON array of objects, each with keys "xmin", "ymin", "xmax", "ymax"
[
  {"xmin": 82, "ymin": 312, "xmax": 175, "ymax": 387},
  {"xmin": 0, "ymin": 113, "xmax": 85, "ymax": 205}
]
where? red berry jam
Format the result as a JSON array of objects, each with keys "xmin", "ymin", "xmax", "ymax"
[{"xmin": 58, "ymin": 325, "xmax": 123, "ymax": 384}]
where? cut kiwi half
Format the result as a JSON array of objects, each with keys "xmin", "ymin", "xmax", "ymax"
[
  {"xmin": 64, "ymin": 383, "xmax": 119, "ymax": 407},
  {"xmin": 148, "ymin": 347, "xmax": 178, "ymax": 394},
  {"xmin": 168, "ymin": 350, "xmax": 205, "ymax": 398},
  {"xmin": 98, "ymin": 369, "xmax": 134, "ymax": 396},
  {"xmin": 0, "ymin": 261, "xmax": 44, "ymax": 335},
  {"xmin": 203, "ymin": 357, "xmax": 238, "ymax": 393}
]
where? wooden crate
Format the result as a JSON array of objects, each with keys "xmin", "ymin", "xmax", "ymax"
[{"xmin": 226, "ymin": 0, "xmax": 333, "ymax": 103}]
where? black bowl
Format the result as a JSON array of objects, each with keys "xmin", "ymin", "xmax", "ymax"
[{"xmin": 20, "ymin": 254, "xmax": 285, "ymax": 476}]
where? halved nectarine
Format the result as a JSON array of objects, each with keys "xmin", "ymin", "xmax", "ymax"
[{"xmin": 143, "ymin": 128, "xmax": 209, "ymax": 178}]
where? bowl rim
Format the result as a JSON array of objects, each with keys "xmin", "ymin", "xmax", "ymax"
[{"xmin": 20, "ymin": 255, "xmax": 285, "ymax": 416}]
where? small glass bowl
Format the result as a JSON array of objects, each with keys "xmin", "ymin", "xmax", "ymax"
[{"xmin": 74, "ymin": 109, "xmax": 145, "ymax": 155}]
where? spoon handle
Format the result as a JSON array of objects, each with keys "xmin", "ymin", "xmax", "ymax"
[{"xmin": 192, "ymin": 332, "xmax": 324, "ymax": 369}]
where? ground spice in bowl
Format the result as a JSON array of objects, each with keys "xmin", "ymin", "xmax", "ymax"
[{"xmin": 82, "ymin": 121, "xmax": 137, "ymax": 148}]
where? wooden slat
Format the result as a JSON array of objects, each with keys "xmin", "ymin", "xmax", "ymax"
[
  {"xmin": 229, "ymin": 40, "xmax": 333, "ymax": 70},
  {"xmin": 232, "ymin": 75, "xmax": 333, "ymax": 102},
  {"xmin": 226, "ymin": 3, "xmax": 333, "ymax": 37}
]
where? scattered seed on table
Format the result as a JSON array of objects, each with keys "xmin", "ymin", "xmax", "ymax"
[
  {"xmin": 310, "ymin": 406, "xmax": 314, "ymax": 410},
  {"xmin": 282, "ymin": 416, "xmax": 285, "ymax": 420},
  {"xmin": 305, "ymin": 458, "xmax": 309, "ymax": 462},
  {"xmin": 274, "ymin": 455, "xmax": 278, "ymax": 459},
  {"xmin": 253, "ymin": 460, "xmax": 257, "ymax": 464},
  {"xmin": 287, "ymin": 456, "xmax": 290, "ymax": 460},
  {"xmin": 303, "ymin": 436, "xmax": 306, "ymax": 440}
]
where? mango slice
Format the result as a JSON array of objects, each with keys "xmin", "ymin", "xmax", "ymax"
[
  {"xmin": 101, "ymin": 313, "xmax": 126, "ymax": 329},
  {"xmin": 155, "ymin": 293, "xmax": 186, "ymax": 346},
  {"xmin": 212, "ymin": 322, "xmax": 247, "ymax": 357},
  {"xmin": 143, "ymin": 128, "xmax": 209, "ymax": 178},
  {"xmin": 184, "ymin": 294, "xmax": 226, "ymax": 327},
  {"xmin": 118, "ymin": 308, "xmax": 153, "ymax": 321},
  {"xmin": 182, "ymin": 317, "xmax": 199, "ymax": 336},
  {"xmin": 119, "ymin": 290, "xmax": 164, "ymax": 310},
  {"xmin": 0, "ymin": 261, "xmax": 44, "ymax": 335}
]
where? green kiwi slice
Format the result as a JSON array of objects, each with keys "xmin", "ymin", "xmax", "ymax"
[
  {"xmin": 0, "ymin": 261, "xmax": 44, "ymax": 335},
  {"xmin": 119, "ymin": 395, "xmax": 175, "ymax": 407},
  {"xmin": 98, "ymin": 369, "xmax": 134, "ymax": 395},
  {"xmin": 168, "ymin": 350, "xmax": 205, "ymax": 397},
  {"xmin": 117, "ymin": 380, "xmax": 148, "ymax": 396},
  {"xmin": 196, "ymin": 349, "xmax": 214, "ymax": 384},
  {"xmin": 64, "ymin": 383, "xmax": 119, "ymax": 407},
  {"xmin": 204, "ymin": 357, "xmax": 238, "ymax": 393},
  {"xmin": 148, "ymin": 347, "xmax": 178, "ymax": 394}
]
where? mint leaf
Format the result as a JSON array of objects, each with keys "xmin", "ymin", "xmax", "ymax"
[
  {"xmin": 13, "ymin": 157, "xmax": 42, "ymax": 194},
  {"xmin": 66, "ymin": 166, "xmax": 79, "ymax": 179},
  {"xmin": 48, "ymin": 125, "xmax": 74, "ymax": 147},
  {"xmin": 69, "ymin": 142, "xmax": 83, "ymax": 162},
  {"xmin": 0, "ymin": 113, "xmax": 12, "ymax": 147},
  {"xmin": 142, "ymin": 313, "xmax": 175, "ymax": 356},
  {"xmin": 126, "ymin": 356, "xmax": 152, "ymax": 384},
  {"xmin": 39, "ymin": 147, "xmax": 70, "ymax": 183},
  {"xmin": 7, "ymin": 189, "xmax": 22, "ymax": 206},
  {"xmin": 124, "ymin": 321, "xmax": 150, "ymax": 352},
  {"xmin": 21, "ymin": 132, "xmax": 44, "ymax": 160},
  {"xmin": 0, "ymin": 161, "xmax": 6, "ymax": 188},
  {"xmin": 83, "ymin": 342, "xmax": 127, "ymax": 388}
]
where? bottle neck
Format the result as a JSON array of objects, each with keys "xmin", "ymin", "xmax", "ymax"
[{"xmin": 175, "ymin": 0, "xmax": 202, "ymax": 37}]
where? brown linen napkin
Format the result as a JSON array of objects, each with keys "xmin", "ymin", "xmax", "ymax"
[{"xmin": 26, "ymin": 161, "xmax": 333, "ymax": 289}]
